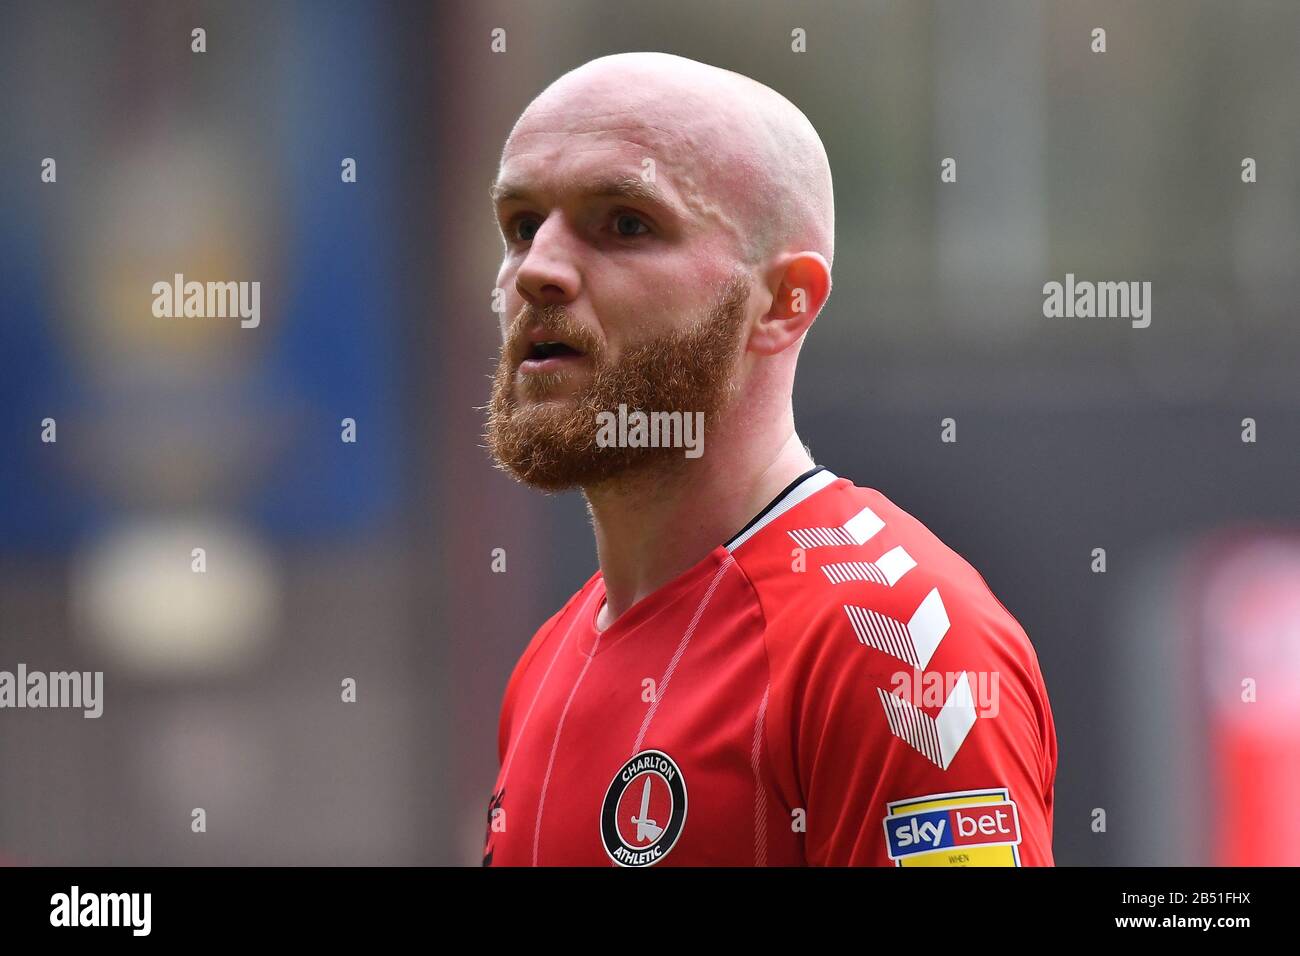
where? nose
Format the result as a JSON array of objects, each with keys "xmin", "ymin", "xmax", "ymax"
[{"xmin": 514, "ymin": 215, "xmax": 580, "ymax": 307}]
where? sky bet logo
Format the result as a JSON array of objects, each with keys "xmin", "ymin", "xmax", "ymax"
[{"xmin": 884, "ymin": 788, "xmax": 1021, "ymax": 864}]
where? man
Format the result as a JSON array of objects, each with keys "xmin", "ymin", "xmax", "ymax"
[{"xmin": 481, "ymin": 52, "xmax": 1056, "ymax": 866}]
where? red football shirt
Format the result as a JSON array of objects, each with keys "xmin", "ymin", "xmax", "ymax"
[{"xmin": 483, "ymin": 467, "xmax": 1057, "ymax": 866}]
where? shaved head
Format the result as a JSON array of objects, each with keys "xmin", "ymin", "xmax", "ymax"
[{"xmin": 500, "ymin": 51, "xmax": 834, "ymax": 271}]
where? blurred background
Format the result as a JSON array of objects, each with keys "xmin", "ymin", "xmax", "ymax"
[{"xmin": 0, "ymin": 0, "xmax": 1296, "ymax": 865}]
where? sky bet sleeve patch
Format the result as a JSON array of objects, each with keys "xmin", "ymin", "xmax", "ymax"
[{"xmin": 883, "ymin": 787, "xmax": 1022, "ymax": 866}]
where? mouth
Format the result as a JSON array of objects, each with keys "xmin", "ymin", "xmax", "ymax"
[{"xmin": 517, "ymin": 334, "xmax": 589, "ymax": 374}]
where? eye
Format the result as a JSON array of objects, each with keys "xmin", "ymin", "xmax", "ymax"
[
  {"xmin": 510, "ymin": 216, "xmax": 541, "ymax": 243},
  {"xmin": 613, "ymin": 212, "xmax": 651, "ymax": 238}
]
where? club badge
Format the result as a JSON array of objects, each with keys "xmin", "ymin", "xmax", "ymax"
[{"xmin": 600, "ymin": 749, "xmax": 688, "ymax": 866}]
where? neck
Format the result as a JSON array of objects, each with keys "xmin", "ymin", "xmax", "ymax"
[{"xmin": 584, "ymin": 408, "xmax": 815, "ymax": 630}]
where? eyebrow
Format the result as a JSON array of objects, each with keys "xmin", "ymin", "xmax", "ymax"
[{"xmin": 489, "ymin": 174, "xmax": 680, "ymax": 216}]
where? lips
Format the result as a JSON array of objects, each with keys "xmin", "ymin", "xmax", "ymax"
[{"xmin": 515, "ymin": 326, "xmax": 590, "ymax": 374}]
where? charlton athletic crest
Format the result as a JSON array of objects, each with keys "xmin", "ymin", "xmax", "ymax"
[{"xmin": 600, "ymin": 749, "xmax": 688, "ymax": 866}]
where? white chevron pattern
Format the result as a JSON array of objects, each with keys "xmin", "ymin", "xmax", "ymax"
[
  {"xmin": 877, "ymin": 671, "xmax": 978, "ymax": 770},
  {"xmin": 842, "ymin": 587, "xmax": 950, "ymax": 669},
  {"xmin": 787, "ymin": 506, "xmax": 884, "ymax": 550},
  {"xmin": 821, "ymin": 545, "xmax": 916, "ymax": 588}
]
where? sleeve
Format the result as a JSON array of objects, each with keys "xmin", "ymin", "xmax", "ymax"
[{"xmin": 777, "ymin": 584, "xmax": 1057, "ymax": 867}]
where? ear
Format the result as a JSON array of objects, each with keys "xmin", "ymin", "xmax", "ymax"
[{"xmin": 748, "ymin": 252, "xmax": 832, "ymax": 356}]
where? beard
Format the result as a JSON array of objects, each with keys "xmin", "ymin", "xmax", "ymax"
[{"xmin": 485, "ymin": 274, "xmax": 750, "ymax": 492}]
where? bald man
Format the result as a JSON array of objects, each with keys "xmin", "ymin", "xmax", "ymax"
[{"xmin": 482, "ymin": 53, "xmax": 1057, "ymax": 867}]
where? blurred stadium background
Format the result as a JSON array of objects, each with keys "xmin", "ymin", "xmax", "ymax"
[{"xmin": 0, "ymin": 0, "xmax": 1296, "ymax": 865}]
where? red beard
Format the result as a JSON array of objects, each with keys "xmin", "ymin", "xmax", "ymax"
[{"xmin": 486, "ymin": 275, "xmax": 750, "ymax": 491}]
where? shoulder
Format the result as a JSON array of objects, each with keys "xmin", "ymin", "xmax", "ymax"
[
  {"xmin": 496, "ymin": 570, "xmax": 604, "ymax": 762},
  {"xmin": 501, "ymin": 570, "xmax": 601, "ymax": 702},
  {"xmin": 731, "ymin": 476, "xmax": 1043, "ymax": 689},
  {"xmin": 731, "ymin": 474, "xmax": 1057, "ymax": 863}
]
